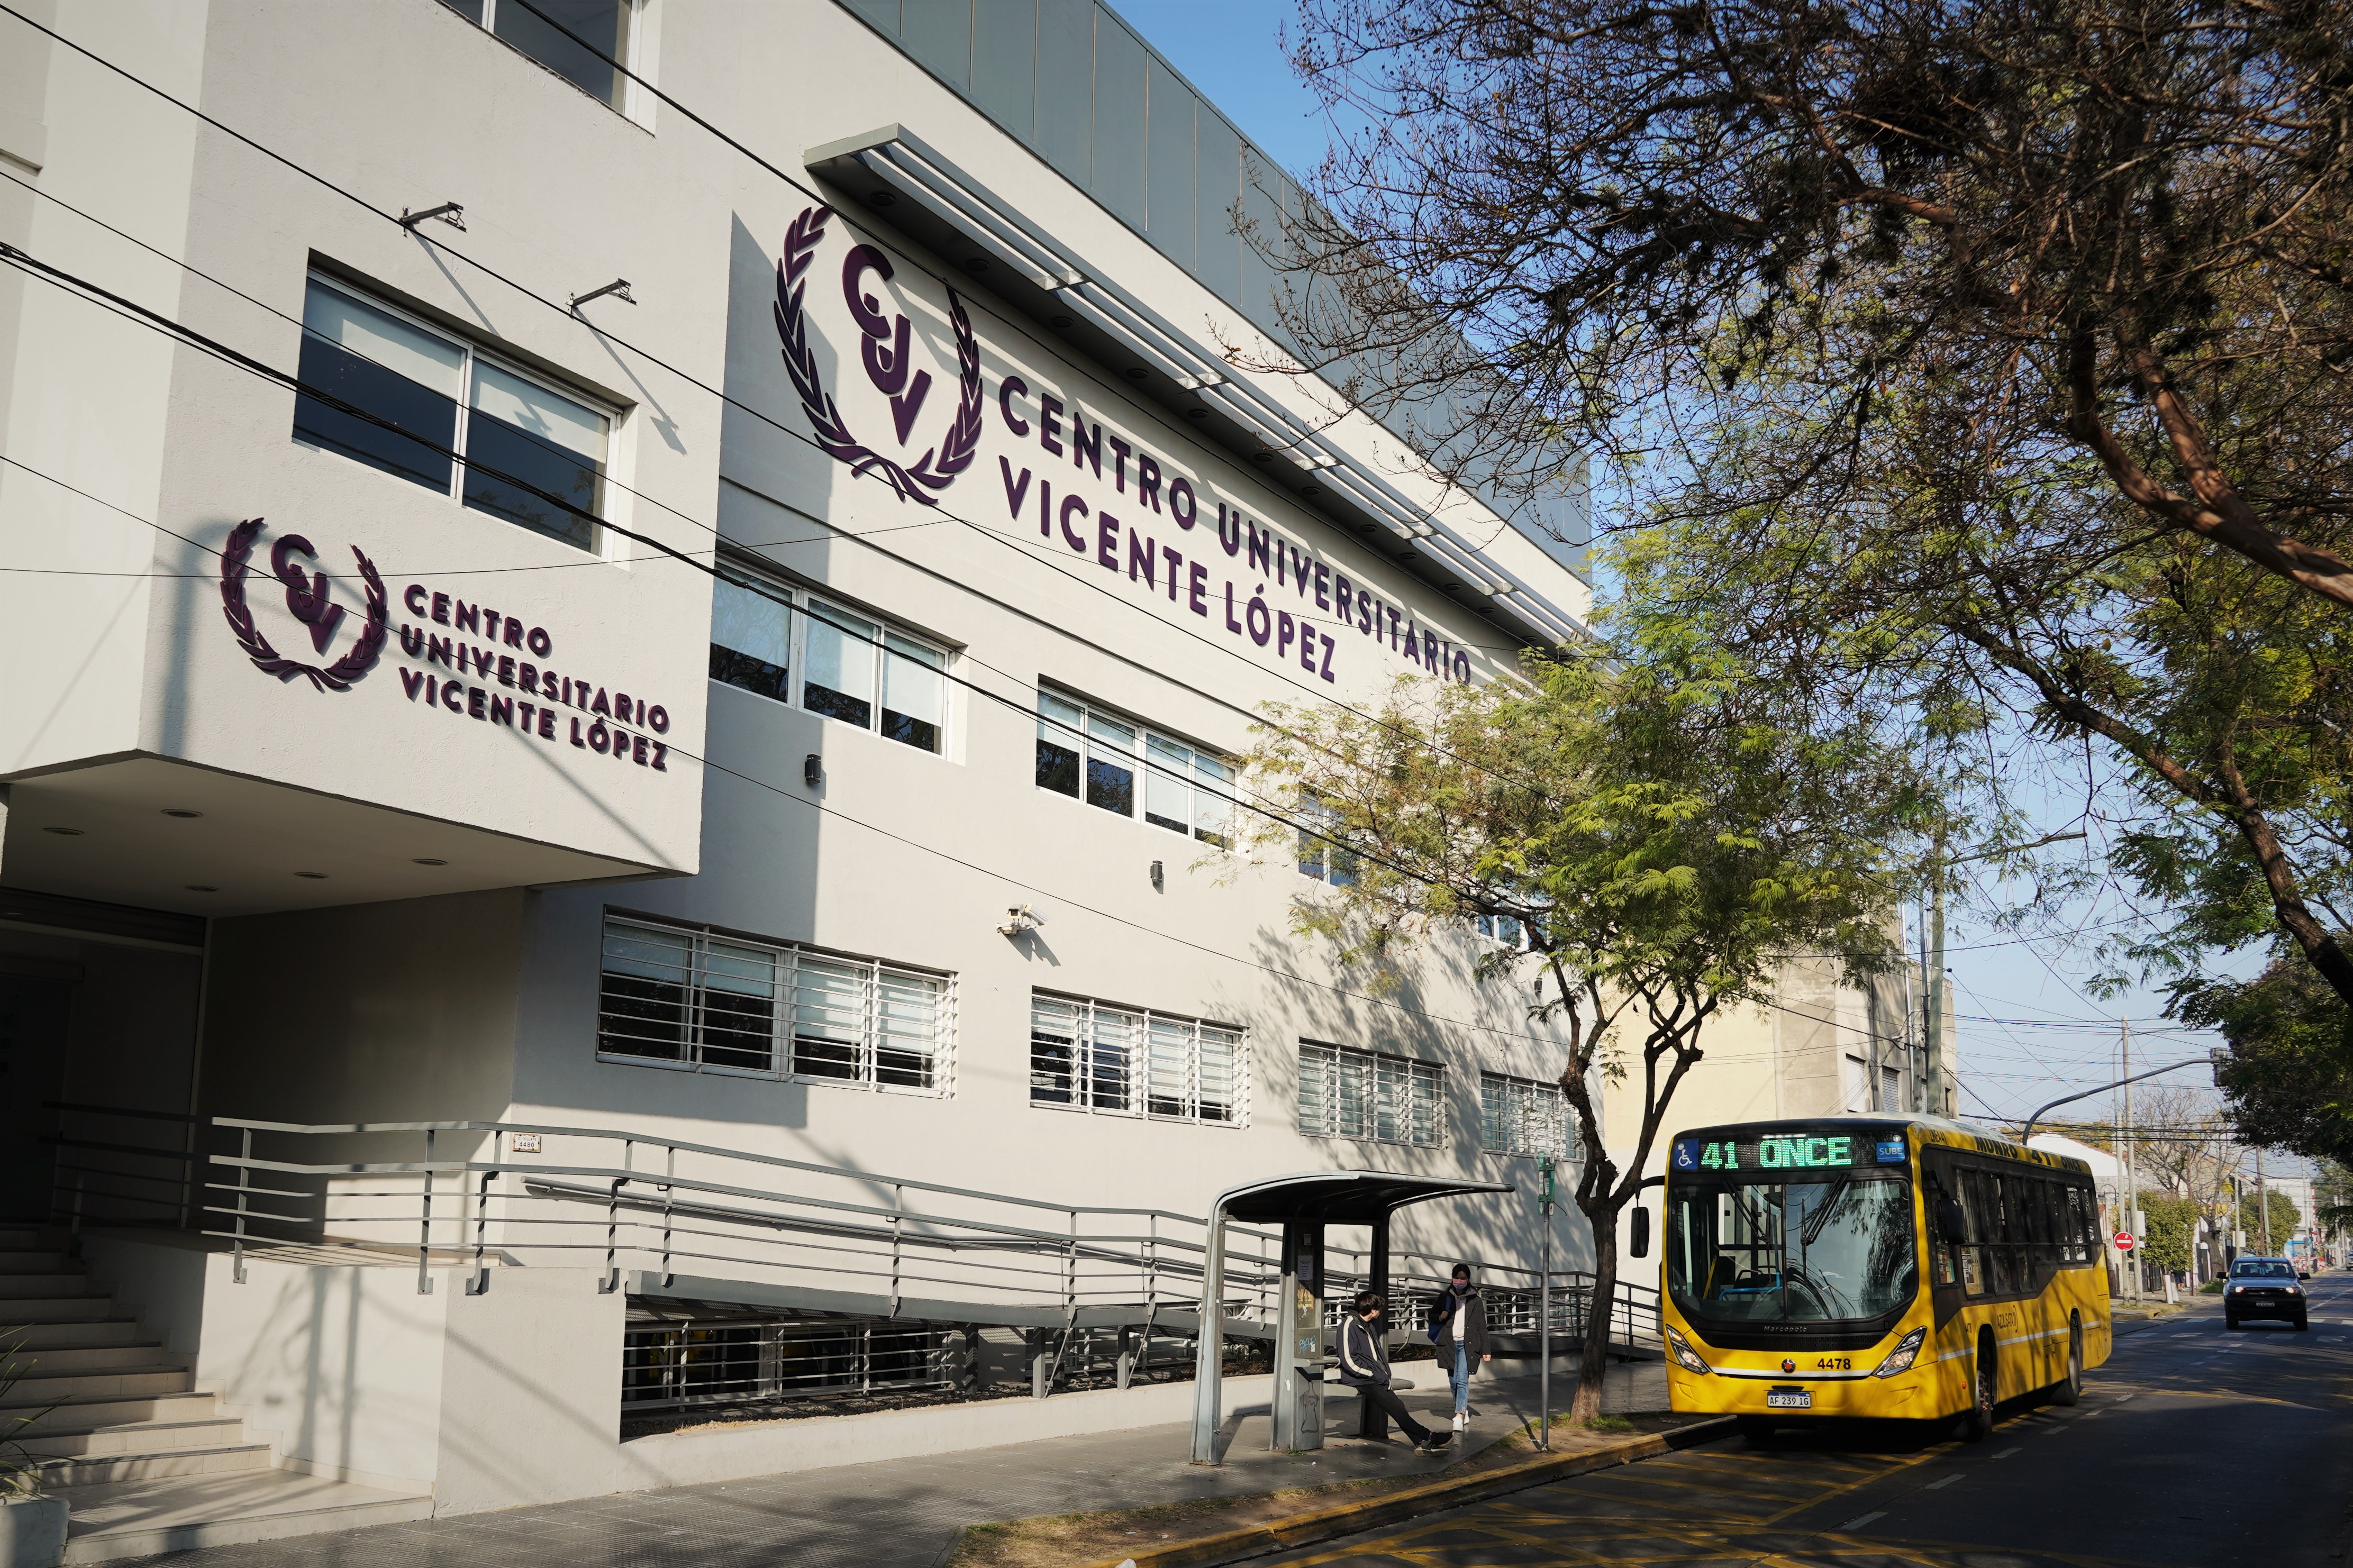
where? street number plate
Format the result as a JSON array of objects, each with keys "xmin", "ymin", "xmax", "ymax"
[{"xmin": 1765, "ymin": 1388, "xmax": 1812, "ymax": 1409}]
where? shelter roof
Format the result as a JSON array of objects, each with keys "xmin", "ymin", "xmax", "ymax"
[{"xmin": 1219, "ymin": 1171, "xmax": 1515, "ymax": 1225}]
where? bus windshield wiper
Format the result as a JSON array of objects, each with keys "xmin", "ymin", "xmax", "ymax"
[{"xmin": 1799, "ymin": 1179, "xmax": 1851, "ymax": 1250}]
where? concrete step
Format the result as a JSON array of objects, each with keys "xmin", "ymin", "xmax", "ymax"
[
  {"xmin": 0, "ymin": 1251, "xmax": 73, "ymax": 1272},
  {"xmin": 0, "ymin": 1227, "xmax": 62, "ymax": 1251},
  {"xmin": 0, "ymin": 1274, "xmax": 102, "ymax": 1298},
  {"xmin": 0, "ymin": 1296, "xmax": 118, "ymax": 1324},
  {"xmin": 16, "ymin": 1391, "xmax": 219, "ymax": 1430},
  {"xmin": 4, "ymin": 1366, "xmax": 194, "ymax": 1406},
  {"xmin": 62, "ymin": 1470, "xmax": 434, "ymax": 1563},
  {"xmin": 37, "ymin": 1443, "xmax": 277, "ymax": 1488},
  {"xmin": 0, "ymin": 1320, "xmax": 146, "ymax": 1350},
  {"xmin": 17, "ymin": 1416, "xmax": 252, "ymax": 1459},
  {"xmin": 2, "ymin": 1343, "xmax": 181, "ymax": 1375}
]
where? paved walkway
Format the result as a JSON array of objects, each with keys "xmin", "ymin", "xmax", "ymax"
[{"xmin": 114, "ymin": 1361, "xmax": 1668, "ymax": 1568}]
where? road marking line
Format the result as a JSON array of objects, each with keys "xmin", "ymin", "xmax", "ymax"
[
  {"xmin": 1924, "ymin": 1474, "xmax": 1962, "ymax": 1489},
  {"xmin": 1840, "ymin": 1511, "xmax": 1886, "ymax": 1530},
  {"xmin": 1992, "ymin": 1447, "xmax": 2021, "ymax": 1458},
  {"xmin": 2115, "ymin": 1392, "xmax": 2136, "ymax": 1401}
]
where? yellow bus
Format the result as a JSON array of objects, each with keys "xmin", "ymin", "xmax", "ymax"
[{"xmin": 1657, "ymin": 1116, "xmax": 2110, "ymax": 1441}]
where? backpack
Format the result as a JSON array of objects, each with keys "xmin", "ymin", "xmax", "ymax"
[{"xmin": 1428, "ymin": 1292, "xmax": 1449, "ymax": 1344}]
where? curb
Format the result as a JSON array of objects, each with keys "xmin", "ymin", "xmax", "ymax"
[{"xmin": 1078, "ymin": 1417, "xmax": 1737, "ymax": 1568}]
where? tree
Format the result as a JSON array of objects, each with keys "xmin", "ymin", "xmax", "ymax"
[
  {"xmin": 1270, "ymin": 0, "xmax": 2353, "ymax": 1121},
  {"xmin": 2178, "ymin": 956, "xmax": 2353, "ymax": 1165},
  {"xmin": 2130, "ymin": 1086, "xmax": 2240, "ymax": 1280},
  {"xmin": 1236, "ymin": 643, "xmax": 1925, "ymax": 1420},
  {"xmin": 2238, "ymin": 1187, "xmax": 2302, "ymax": 1253},
  {"xmin": 2136, "ymin": 1195, "xmax": 2196, "ymax": 1277}
]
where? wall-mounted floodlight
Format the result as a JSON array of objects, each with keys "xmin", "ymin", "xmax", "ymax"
[
  {"xmin": 399, "ymin": 202, "xmax": 466, "ymax": 231},
  {"xmin": 570, "ymin": 279, "xmax": 635, "ymax": 311},
  {"xmin": 803, "ymin": 753, "xmax": 823, "ymax": 789},
  {"xmin": 1150, "ymin": 860, "xmax": 1165, "ymax": 892}
]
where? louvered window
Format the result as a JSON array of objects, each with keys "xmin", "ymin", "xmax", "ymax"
[
  {"xmin": 1029, "ymin": 993, "xmax": 1243, "ymax": 1125},
  {"xmin": 599, "ymin": 915, "xmax": 950, "ymax": 1093},
  {"xmin": 1297, "ymin": 1042, "xmax": 1443, "ymax": 1147},
  {"xmin": 1480, "ymin": 1072, "xmax": 1569, "ymax": 1157}
]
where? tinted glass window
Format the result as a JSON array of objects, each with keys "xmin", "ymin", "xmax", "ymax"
[
  {"xmin": 295, "ymin": 285, "xmax": 461, "ymax": 490},
  {"xmin": 464, "ymin": 362, "xmax": 605, "ymax": 549}
]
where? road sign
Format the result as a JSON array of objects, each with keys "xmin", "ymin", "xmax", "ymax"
[{"xmin": 2114, "ymin": 1231, "xmax": 2137, "ymax": 1253}]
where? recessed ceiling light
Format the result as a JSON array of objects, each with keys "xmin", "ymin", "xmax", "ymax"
[
  {"xmin": 412, "ymin": 858, "xmax": 449, "ymax": 867},
  {"xmin": 185, "ymin": 885, "xmax": 219, "ymax": 894},
  {"xmin": 962, "ymin": 256, "xmax": 989, "ymax": 274},
  {"xmin": 294, "ymin": 871, "xmax": 328, "ymax": 880},
  {"xmin": 1300, "ymin": 485, "xmax": 1322, "ymax": 498},
  {"xmin": 161, "ymin": 808, "xmax": 204, "ymax": 819},
  {"xmin": 1125, "ymin": 367, "xmax": 1147, "ymax": 380},
  {"xmin": 1251, "ymin": 451, "xmax": 1273, "ymax": 464},
  {"xmin": 867, "ymin": 189, "xmax": 897, "ymax": 207},
  {"xmin": 42, "ymin": 827, "xmax": 83, "ymax": 836},
  {"xmin": 1050, "ymin": 315, "xmax": 1072, "ymax": 329},
  {"xmin": 1185, "ymin": 407, "xmax": 1209, "ymax": 419}
]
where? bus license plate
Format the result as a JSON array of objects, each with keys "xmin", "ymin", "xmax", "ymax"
[{"xmin": 1765, "ymin": 1388, "xmax": 1811, "ymax": 1409}]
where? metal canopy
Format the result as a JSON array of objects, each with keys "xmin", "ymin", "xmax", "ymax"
[
  {"xmin": 1189, "ymin": 1171, "xmax": 1514, "ymax": 1464},
  {"xmin": 1219, "ymin": 1171, "xmax": 1514, "ymax": 1224}
]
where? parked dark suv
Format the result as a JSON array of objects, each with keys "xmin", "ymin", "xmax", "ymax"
[{"xmin": 2225, "ymin": 1257, "xmax": 2308, "ymax": 1330}]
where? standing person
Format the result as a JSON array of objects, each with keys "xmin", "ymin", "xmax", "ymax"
[
  {"xmin": 1337, "ymin": 1290, "xmax": 1454, "ymax": 1453},
  {"xmin": 1430, "ymin": 1263, "xmax": 1491, "ymax": 1431}
]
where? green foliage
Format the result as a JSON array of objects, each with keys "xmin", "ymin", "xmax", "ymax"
[
  {"xmin": 2136, "ymin": 1195, "xmax": 2198, "ymax": 1275},
  {"xmin": 2180, "ymin": 957, "xmax": 2353, "ymax": 1164},
  {"xmin": 2238, "ymin": 1189, "xmax": 2302, "ymax": 1252}
]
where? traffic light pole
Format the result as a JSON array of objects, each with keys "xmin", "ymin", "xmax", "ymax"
[{"xmin": 1536, "ymin": 1154, "xmax": 1553, "ymax": 1453}]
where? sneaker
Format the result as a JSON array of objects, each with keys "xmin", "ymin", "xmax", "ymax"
[
  {"xmin": 1451, "ymin": 1411, "xmax": 1467, "ymax": 1431},
  {"xmin": 1415, "ymin": 1431, "xmax": 1456, "ymax": 1453}
]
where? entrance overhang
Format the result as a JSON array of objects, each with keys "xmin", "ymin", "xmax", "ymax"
[{"xmin": 1189, "ymin": 1170, "xmax": 1512, "ymax": 1464}]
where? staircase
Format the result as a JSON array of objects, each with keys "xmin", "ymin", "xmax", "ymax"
[{"xmin": 0, "ymin": 1225, "xmax": 432, "ymax": 1562}]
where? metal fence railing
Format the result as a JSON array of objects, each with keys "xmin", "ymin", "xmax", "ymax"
[{"xmin": 40, "ymin": 1100, "xmax": 1661, "ymax": 1360}]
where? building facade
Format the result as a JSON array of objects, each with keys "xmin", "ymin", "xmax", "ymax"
[{"xmin": 0, "ymin": 0, "xmax": 1597, "ymax": 1539}]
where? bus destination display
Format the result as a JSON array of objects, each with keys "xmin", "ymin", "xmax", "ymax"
[{"xmin": 1672, "ymin": 1133, "xmax": 1907, "ymax": 1173}]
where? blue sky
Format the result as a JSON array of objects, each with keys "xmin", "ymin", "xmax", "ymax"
[{"xmin": 1116, "ymin": 1, "xmax": 1332, "ymax": 177}]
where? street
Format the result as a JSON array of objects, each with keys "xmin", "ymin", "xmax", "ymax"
[{"xmin": 1267, "ymin": 1275, "xmax": 2353, "ymax": 1568}]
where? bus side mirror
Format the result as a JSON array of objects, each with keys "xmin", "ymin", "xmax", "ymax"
[
  {"xmin": 1936, "ymin": 1196, "xmax": 1968, "ymax": 1246},
  {"xmin": 1630, "ymin": 1207, "xmax": 1651, "ymax": 1259}
]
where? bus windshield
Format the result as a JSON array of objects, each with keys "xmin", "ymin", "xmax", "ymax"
[{"xmin": 1668, "ymin": 1171, "xmax": 1918, "ymax": 1324}]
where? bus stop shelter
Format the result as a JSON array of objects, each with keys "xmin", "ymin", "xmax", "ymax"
[{"xmin": 1189, "ymin": 1171, "xmax": 1514, "ymax": 1464}]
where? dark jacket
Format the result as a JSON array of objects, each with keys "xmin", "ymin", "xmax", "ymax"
[
  {"xmin": 1337, "ymin": 1314, "xmax": 1391, "ymax": 1388},
  {"xmin": 1430, "ymin": 1285, "xmax": 1488, "ymax": 1359}
]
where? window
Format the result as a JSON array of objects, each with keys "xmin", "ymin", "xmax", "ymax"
[
  {"xmin": 598, "ymin": 915, "xmax": 950, "ymax": 1092},
  {"xmin": 1473, "ymin": 913, "xmax": 1527, "ymax": 947},
  {"xmin": 294, "ymin": 276, "xmax": 610, "ymax": 551},
  {"xmin": 707, "ymin": 564, "xmax": 949, "ymax": 755},
  {"xmin": 439, "ymin": 0, "xmax": 637, "ymax": 112},
  {"xmin": 1034, "ymin": 692, "xmax": 1232, "ymax": 844},
  {"xmin": 1480, "ymin": 1072, "xmax": 1568, "ymax": 1158},
  {"xmin": 1298, "ymin": 1042, "xmax": 1443, "ymax": 1147},
  {"xmin": 1295, "ymin": 796, "xmax": 1358, "ymax": 886},
  {"xmin": 1029, "ymin": 993, "xmax": 1242, "ymax": 1124}
]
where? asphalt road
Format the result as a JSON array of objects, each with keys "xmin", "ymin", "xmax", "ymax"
[{"xmin": 1267, "ymin": 1274, "xmax": 2353, "ymax": 1568}]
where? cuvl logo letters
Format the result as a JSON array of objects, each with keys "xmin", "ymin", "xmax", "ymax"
[
  {"xmin": 774, "ymin": 205, "xmax": 983, "ymax": 502},
  {"xmin": 218, "ymin": 517, "xmax": 389, "ymax": 691}
]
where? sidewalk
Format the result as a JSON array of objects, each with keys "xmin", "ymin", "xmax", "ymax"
[{"xmin": 108, "ymin": 1362, "xmax": 1669, "ymax": 1568}]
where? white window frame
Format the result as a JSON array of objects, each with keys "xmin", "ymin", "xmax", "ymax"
[
  {"xmin": 1297, "ymin": 1041, "xmax": 1445, "ymax": 1148},
  {"xmin": 707, "ymin": 561, "xmax": 956, "ymax": 759},
  {"xmin": 597, "ymin": 913, "xmax": 955, "ymax": 1097},
  {"xmin": 1471, "ymin": 912, "xmax": 1530, "ymax": 948},
  {"xmin": 1028, "ymin": 992, "xmax": 1246, "ymax": 1127},
  {"xmin": 440, "ymin": 0, "xmax": 646, "ymax": 121},
  {"xmin": 1032, "ymin": 688, "xmax": 1234, "ymax": 845},
  {"xmin": 1479, "ymin": 1071, "xmax": 1570, "ymax": 1159},
  {"xmin": 295, "ymin": 272, "xmax": 620, "ymax": 555},
  {"xmin": 1294, "ymin": 794, "xmax": 1358, "ymax": 885}
]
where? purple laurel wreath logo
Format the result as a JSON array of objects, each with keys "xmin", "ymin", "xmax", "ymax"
[
  {"xmin": 219, "ymin": 517, "xmax": 389, "ymax": 692},
  {"xmin": 774, "ymin": 205, "xmax": 983, "ymax": 502}
]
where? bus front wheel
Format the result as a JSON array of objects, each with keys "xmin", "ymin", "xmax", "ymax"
[
  {"xmin": 1958, "ymin": 1335, "xmax": 1995, "ymax": 1443},
  {"xmin": 2052, "ymin": 1316, "xmax": 2083, "ymax": 1406},
  {"xmin": 1735, "ymin": 1416, "xmax": 1775, "ymax": 1445}
]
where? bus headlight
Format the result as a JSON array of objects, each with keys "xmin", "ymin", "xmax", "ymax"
[
  {"xmin": 1664, "ymin": 1325, "xmax": 1712, "ymax": 1375},
  {"xmin": 1870, "ymin": 1328, "xmax": 1927, "ymax": 1379}
]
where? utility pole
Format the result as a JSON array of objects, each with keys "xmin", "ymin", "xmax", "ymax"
[
  {"xmin": 1922, "ymin": 825, "xmax": 1948, "ymax": 1117},
  {"xmin": 2258, "ymin": 1147, "xmax": 2273, "ymax": 1254},
  {"xmin": 2120, "ymin": 1021, "xmax": 2140, "ymax": 1303}
]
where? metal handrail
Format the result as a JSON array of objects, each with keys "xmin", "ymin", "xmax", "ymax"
[{"xmin": 42, "ymin": 1102, "xmax": 1660, "ymax": 1353}]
